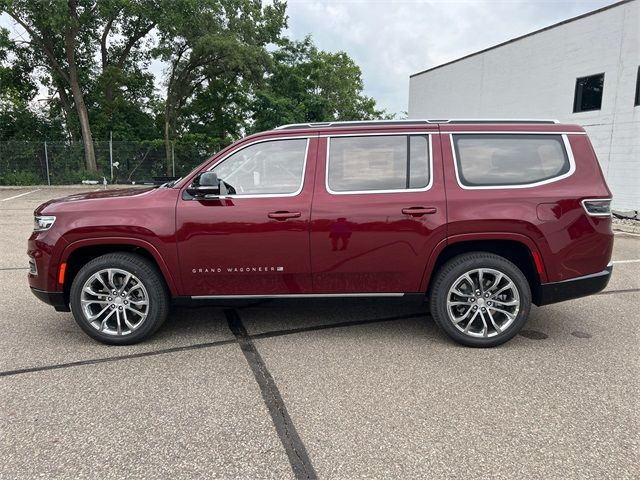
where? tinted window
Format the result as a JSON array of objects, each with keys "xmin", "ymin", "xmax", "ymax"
[
  {"xmin": 453, "ymin": 134, "xmax": 570, "ymax": 187},
  {"xmin": 328, "ymin": 135, "xmax": 429, "ymax": 192},
  {"xmin": 212, "ymin": 139, "xmax": 307, "ymax": 195},
  {"xmin": 574, "ymin": 73, "xmax": 604, "ymax": 112}
]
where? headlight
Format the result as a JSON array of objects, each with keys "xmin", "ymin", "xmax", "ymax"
[{"xmin": 34, "ymin": 215, "xmax": 56, "ymax": 232}]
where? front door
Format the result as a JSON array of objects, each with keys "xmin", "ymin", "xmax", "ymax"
[
  {"xmin": 176, "ymin": 136, "xmax": 316, "ymax": 296},
  {"xmin": 310, "ymin": 131, "xmax": 447, "ymax": 293}
]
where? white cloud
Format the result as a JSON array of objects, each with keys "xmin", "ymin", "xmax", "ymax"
[
  {"xmin": 3, "ymin": 1, "xmax": 621, "ymax": 115},
  {"xmin": 283, "ymin": 0, "xmax": 620, "ymax": 115}
]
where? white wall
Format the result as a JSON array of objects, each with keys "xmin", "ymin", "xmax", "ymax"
[{"xmin": 408, "ymin": 0, "xmax": 640, "ymax": 210}]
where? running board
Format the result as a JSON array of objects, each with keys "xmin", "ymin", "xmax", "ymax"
[{"xmin": 190, "ymin": 293, "xmax": 406, "ymax": 300}]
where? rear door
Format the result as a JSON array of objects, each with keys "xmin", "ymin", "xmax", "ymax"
[{"xmin": 310, "ymin": 129, "xmax": 447, "ymax": 293}]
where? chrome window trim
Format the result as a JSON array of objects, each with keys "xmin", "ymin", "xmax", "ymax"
[
  {"xmin": 446, "ymin": 130, "xmax": 586, "ymax": 135},
  {"xmin": 325, "ymin": 132, "xmax": 434, "ymax": 195},
  {"xmin": 200, "ymin": 136, "xmax": 311, "ymax": 199},
  {"xmin": 450, "ymin": 133, "xmax": 577, "ymax": 190}
]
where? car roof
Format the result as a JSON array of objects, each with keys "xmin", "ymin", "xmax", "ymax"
[
  {"xmin": 263, "ymin": 119, "xmax": 584, "ymax": 136},
  {"xmin": 274, "ymin": 119, "xmax": 560, "ymax": 130}
]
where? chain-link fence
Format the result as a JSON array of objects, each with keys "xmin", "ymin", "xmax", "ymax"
[{"xmin": 0, "ymin": 140, "xmax": 224, "ymax": 185}]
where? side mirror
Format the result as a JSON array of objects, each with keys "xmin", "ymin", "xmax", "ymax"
[{"xmin": 187, "ymin": 171, "xmax": 221, "ymax": 197}]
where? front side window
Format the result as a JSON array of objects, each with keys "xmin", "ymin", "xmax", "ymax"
[
  {"xmin": 453, "ymin": 134, "xmax": 570, "ymax": 187},
  {"xmin": 327, "ymin": 135, "xmax": 430, "ymax": 192},
  {"xmin": 212, "ymin": 138, "xmax": 307, "ymax": 195},
  {"xmin": 573, "ymin": 73, "xmax": 604, "ymax": 113}
]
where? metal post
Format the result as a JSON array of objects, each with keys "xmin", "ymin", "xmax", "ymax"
[
  {"xmin": 44, "ymin": 141, "xmax": 51, "ymax": 186},
  {"xmin": 171, "ymin": 142, "xmax": 175, "ymax": 177},
  {"xmin": 109, "ymin": 130, "xmax": 114, "ymax": 180}
]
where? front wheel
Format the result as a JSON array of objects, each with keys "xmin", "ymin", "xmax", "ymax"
[
  {"xmin": 429, "ymin": 252, "xmax": 532, "ymax": 347},
  {"xmin": 70, "ymin": 252, "xmax": 169, "ymax": 345}
]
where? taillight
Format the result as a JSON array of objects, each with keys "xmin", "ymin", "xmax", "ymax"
[{"xmin": 581, "ymin": 198, "xmax": 612, "ymax": 217}]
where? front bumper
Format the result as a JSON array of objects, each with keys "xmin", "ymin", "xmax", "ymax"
[
  {"xmin": 30, "ymin": 288, "xmax": 70, "ymax": 312},
  {"xmin": 535, "ymin": 262, "xmax": 613, "ymax": 306}
]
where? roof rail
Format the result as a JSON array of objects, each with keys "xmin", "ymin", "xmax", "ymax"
[{"xmin": 274, "ymin": 119, "xmax": 560, "ymax": 130}]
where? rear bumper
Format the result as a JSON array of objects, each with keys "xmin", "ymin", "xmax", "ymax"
[
  {"xmin": 30, "ymin": 288, "xmax": 70, "ymax": 312},
  {"xmin": 535, "ymin": 262, "xmax": 612, "ymax": 306}
]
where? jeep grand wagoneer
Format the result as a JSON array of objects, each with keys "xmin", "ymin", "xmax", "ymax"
[{"xmin": 28, "ymin": 120, "xmax": 613, "ymax": 347}]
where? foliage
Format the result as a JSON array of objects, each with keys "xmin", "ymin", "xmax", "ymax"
[
  {"xmin": 0, "ymin": 27, "xmax": 64, "ymax": 140},
  {"xmin": 0, "ymin": 0, "xmax": 390, "ymax": 182},
  {"xmin": 0, "ymin": 169, "xmax": 41, "ymax": 185},
  {"xmin": 154, "ymin": 0, "xmax": 287, "ymax": 173},
  {"xmin": 0, "ymin": 139, "xmax": 215, "ymax": 185},
  {"xmin": 252, "ymin": 37, "xmax": 390, "ymax": 132}
]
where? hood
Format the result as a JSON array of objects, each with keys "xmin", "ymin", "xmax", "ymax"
[{"xmin": 35, "ymin": 187, "xmax": 157, "ymax": 214}]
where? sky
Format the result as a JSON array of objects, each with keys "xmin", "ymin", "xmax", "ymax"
[
  {"xmin": 1, "ymin": 0, "xmax": 623, "ymax": 116},
  {"xmin": 280, "ymin": 0, "xmax": 621, "ymax": 115}
]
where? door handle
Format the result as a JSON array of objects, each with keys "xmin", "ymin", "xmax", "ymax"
[
  {"xmin": 401, "ymin": 206, "xmax": 437, "ymax": 217},
  {"xmin": 268, "ymin": 211, "xmax": 302, "ymax": 220}
]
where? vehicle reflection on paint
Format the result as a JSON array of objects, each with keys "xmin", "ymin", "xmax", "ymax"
[{"xmin": 329, "ymin": 217, "xmax": 353, "ymax": 251}]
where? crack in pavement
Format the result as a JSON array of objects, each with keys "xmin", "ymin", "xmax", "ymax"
[
  {"xmin": 0, "ymin": 312, "xmax": 422, "ymax": 378},
  {"xmin": 225, "ymin": 308, "xmax": 317, "ymax": 480}
]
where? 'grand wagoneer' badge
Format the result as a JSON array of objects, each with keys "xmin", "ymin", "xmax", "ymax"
[{"xmin": 192, "ymin": 266, "xmax": 285, "ymax": 274}]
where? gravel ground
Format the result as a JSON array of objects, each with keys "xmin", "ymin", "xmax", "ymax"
[{"xmin": 613, "ymin": 217, "xmax": 640, "ymax": 234}]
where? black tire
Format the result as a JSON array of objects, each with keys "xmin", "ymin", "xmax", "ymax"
[
  {"xmin": 429, "ymin": 252, "xmax": 531, "ymax": 347},
  {"xmin": 70, "ymin": 252, "xmax": 169, "ymax": 345}
]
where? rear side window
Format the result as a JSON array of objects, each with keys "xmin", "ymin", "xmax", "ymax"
[
  {"xmin": 328, "ymin": 135, "xmax": 430, "ymax": 192},
  {"xmin": 452, "ymin": 134, "xmax": 570, "ymax": 187}
]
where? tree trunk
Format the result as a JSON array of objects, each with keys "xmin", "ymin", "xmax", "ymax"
[
  {"xmin": 164, "ymin": 100, "xmax": 175, "ymax": 176},
  {"xmin": 72, "ymin": 86, "xmax": 97, "ymax": 172},
  {"xmin": 65, "ymin": 1, "xmax": 97, "ymax": 172},
  {"xmin": 55, "ymin": 83, "xmax": 75, "ymax": 141}
]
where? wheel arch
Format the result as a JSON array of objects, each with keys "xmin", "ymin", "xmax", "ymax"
[
  {"xmin": 61, "ymin": 238, "xmax": 179, "ymax": 304},
  {"xmin": 421, "ymin": 233, "xmax": 547, "ymax": 303}
]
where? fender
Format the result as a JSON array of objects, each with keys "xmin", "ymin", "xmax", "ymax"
[
  {"xmin": 419, "ymin": 231, "xmax": 548, "ymax": 292},
  {"xmin": 61, "ymin": 237, "xmax": 180, "ymax": 296}
]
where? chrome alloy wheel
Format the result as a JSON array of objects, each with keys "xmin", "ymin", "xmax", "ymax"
[
  {"xmin": 446, "ymin": 268, "xmax": 520, "ymax": 338},
  {"xmin": 80, "ymin": 268, "xmax": 149, "ymax": 336}
]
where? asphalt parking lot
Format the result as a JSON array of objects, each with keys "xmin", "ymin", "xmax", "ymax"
[{"xmin": 1, "ymin": 186, "xmax": 639, "ymax": 479}]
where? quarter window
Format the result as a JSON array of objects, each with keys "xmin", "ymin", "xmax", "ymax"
[
  {"xmin": 573, "ymin": 73, "xmax": 604, "ymax": 113},
  {"xmin": 453, "ymin": 134, "xmax": 570, "ymax": 187},
  {"xmin": 212, "ymin": 138, "xmax": 307, "ymax": 195},
  {"xmin": 327, "ymin": 135, "xmax": 430, "ymax": 192}
]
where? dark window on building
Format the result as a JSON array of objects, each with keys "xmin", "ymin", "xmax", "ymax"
[
  {"xmin": 573, "ymin": 73, "xmax": 604, "ymax": 113},
  {"xmin": 635, "ymin": 66, "xmax": 640, "ymax": 106}
]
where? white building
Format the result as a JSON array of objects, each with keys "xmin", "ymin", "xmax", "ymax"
[{"xmin": 408, "ymin": 0, "xmax": 639, "ymax": 212}]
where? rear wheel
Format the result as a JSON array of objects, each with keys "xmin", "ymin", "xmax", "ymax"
[
  {"xmin": 429, "ymin": 252, "xmax": 531, "ymax": 347},
  {"xmin": 70, "ymin": 253, "xmax": 169, "ymax": 345}
]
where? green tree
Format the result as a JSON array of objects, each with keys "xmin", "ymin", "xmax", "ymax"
[
  {"xmin": 252, "ymin": 37, "xmax": 389, "ymax": 132},
  {"xmin": 0, "ymin": 27, "xmax": 63, "ymax": 140},
  {"xmin": 1, "ymin": 0, "xmax": 161, "ymax": 169},
  {"xmin": 1, "ymin": 0, "xmax": 390, "ymax": 175},
  {"xmin": 155, "ymin": 0, "xmax": 287, "ymax": 174},
  {"xmin": 2, "ymin": 0, "xmax": 100, "ymax": 169},
  {"xmin": 90, "ymin": 0, "xmax": 159, "ymax": 140}
]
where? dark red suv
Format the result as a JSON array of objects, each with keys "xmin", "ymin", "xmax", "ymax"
[{"xmin": 28, "ymin": 120, "xmax": 613, "ymax": 347}]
